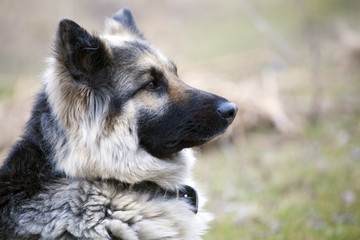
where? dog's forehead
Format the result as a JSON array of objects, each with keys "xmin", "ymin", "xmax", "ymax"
[
  {"xmin": 103, "ymin": 34, "xmax": 174, "ymax": 70},
  {"xmin": 101, "ymin": 33, "xmax": 137, "ymax": 47}
]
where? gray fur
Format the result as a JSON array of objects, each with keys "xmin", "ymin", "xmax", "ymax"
[{"xmin": 10, "ymin": 179, "xmax": 211, "ymax": 239}]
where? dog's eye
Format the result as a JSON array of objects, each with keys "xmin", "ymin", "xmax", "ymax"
[
  {"xmin": 146, "ymin": 82, "xmax": 155, "ymax": 90},
  {"xmin": 145, "ymin": 81, "xmax": 159, "ymax": 91}
]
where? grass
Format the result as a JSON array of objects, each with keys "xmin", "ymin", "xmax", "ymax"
[
  {"xmin": 0, "ymin": 84, "xmax": 13, "ymax": 101},
  {"xmin": 189, "ymin": 5, "xmax": 360, "ymax": 238},
  {"xmin": 195, "ymin": 113, "xmax": 360, "ymax": 239}
]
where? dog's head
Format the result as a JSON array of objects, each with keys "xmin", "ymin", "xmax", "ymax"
[{"xmin": 44, "ymin": 9, "xmax": 237, "ymax": 187}]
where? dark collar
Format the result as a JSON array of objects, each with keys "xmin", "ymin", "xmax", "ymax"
[
  {"xmin": 163, "ymin": 185, "xmax": 199, "ymax": 214},
  {"xmin": 119, "ymin": 181, "xmax": 199, "ymax": 214}
]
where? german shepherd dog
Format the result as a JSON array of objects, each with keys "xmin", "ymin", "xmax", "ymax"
[{"xmin": 0, "ymin": 8, "xmax": 237, "ymax": 239}]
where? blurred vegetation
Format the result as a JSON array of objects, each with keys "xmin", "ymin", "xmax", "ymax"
[{"xmin": 1, "ymin": 0, "xmax": 360, "ymax": 239}]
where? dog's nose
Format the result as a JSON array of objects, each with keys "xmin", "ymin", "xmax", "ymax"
[{"xmin": 217, "ymin": 101, "xmax": 238, "ymax": 124}]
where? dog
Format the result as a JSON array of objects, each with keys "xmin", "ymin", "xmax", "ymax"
[{"xmin": 0, "ymin": 8, "xmax": 237, "ymax": 239}]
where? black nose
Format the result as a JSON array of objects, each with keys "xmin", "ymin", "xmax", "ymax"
[{"xmin": 217, "ymin": 101, "xmax": 238, "ymax": 124}]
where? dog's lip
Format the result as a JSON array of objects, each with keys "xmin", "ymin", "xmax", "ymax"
[
  {"xmin": 163, "ymin": 125, "xmax": 230, "ymax": 151},
  {"xmin": 164, "ymin": 140, "xmax": 181, "ymax": 148},
  {"xmin": 164, "ymin": 137, "xmax": 211, "ymax": 149}
]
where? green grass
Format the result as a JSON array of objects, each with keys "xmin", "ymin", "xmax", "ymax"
[
  {"xmin": 187, "ymin": 3, "xmax": 360, "ymax": 237},
  {"xmin": 0, "ymin": 83, "xmax": 14, "ymax": 101},
  {"xmin": 195, "ymin": 114, "xmax": 360, "ymax": 239}
]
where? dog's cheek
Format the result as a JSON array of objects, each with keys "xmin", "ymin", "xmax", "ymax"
[{"xmin": 136, "ymin": 101, "xmax": 186, "ymax": 158}]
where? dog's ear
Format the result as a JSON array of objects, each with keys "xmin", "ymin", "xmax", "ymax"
[
  {"xmin": 105, "ymin": 8, "xmax": 143, "ymax": 38},
  {"xmin": 55, "ymin": 19, "xmax": 111, "ymax": 84}
]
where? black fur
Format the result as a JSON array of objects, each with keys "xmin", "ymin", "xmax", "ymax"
[
  {"xmin": 56, "ymin": 19, "xmax": 112, "ymax": 88},
  {"xmin": 137, "ymin": 89, "xmax": 234, "ymax": 158},
  {"xmin": 0, "ymin": 92, "xmax": 63, "ymax": 235}
]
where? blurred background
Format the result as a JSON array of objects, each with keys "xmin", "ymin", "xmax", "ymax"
[{"xmin": 1, "ymin": 0, "xmax": 360, "ymax": 239}]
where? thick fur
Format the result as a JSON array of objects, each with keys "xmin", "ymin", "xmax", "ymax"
[
  {"xmin": 0, "ymin": 8, "xmax": 237, "ymax": 239},
  {"xmin": 1, "ymin": 179, "xmax": 210, "ymax": 239}
]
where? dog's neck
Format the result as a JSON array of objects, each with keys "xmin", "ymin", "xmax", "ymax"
[{"xmin": 107, "ymin": 180, "xmax": 199, "ymax": 214}]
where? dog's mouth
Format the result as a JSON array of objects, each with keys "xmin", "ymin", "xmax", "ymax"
[
  {"xmin": 160, "ymin": 139, "xmax": 206, "ymax": 159},
  {"xmin": 164, "ymin": 139, "xmax": 207, "ymax": 150},
  {"xmin": 141, "ymin": 116, "xmax": 235, "ymax": 159},
  {"xmin": 163, "ymin": 132, "xmax": 223, "ymax": 156},
  {"xmin": 164, "ymin": 131, "xmax": 225, "ymax": 149},
  {"xmin": 164, "ymin": 140, "xmax": 181, "ymax": 148}
]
